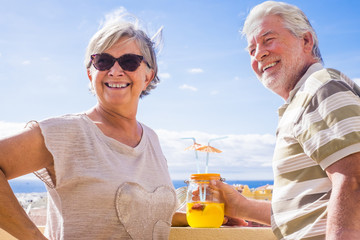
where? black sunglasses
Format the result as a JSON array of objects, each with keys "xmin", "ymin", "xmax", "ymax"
[{"xmin": 90, "ymin": 53, "xmax": 150, "ymax": 71}]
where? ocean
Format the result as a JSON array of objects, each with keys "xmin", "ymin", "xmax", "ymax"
[
  {"xmin": 172, "ymin": 179, "xmax": 273, "ymax": 189},
  {"xmin": 9, "ymin": 179, "xmax": 274, "ymax": 193}
]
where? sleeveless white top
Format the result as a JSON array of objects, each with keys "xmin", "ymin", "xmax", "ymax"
[{"xmin": 35, "ymin": 114, "xmax": 176, "ymax": 240}]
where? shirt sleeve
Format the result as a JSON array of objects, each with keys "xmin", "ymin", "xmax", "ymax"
[{"xmin": 294, "ymin": 80, "xmax": 360, "ymax": 170}]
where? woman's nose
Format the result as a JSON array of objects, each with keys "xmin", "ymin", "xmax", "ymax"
[{"xmin": 108, "ymin": 61, "xmax": 125, "ymax": 77}]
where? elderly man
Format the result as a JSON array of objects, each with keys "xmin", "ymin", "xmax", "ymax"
[{"xmin": 211, "ymin": 1, "xmax": 360, "ymax": 239}]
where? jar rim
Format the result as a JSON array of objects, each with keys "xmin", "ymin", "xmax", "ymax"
[{"xmin": 190, "ymin": 173, "xmax": 221, "ymax": 180}]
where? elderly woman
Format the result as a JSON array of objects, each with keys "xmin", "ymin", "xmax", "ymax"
[{"xmin": 0, "ymin": 17, "xmax": 185, "ymax": 239}]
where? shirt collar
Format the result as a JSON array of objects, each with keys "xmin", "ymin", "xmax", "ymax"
[{"xmin": 286, "ymin": 62, "xmax": 324, "ymax": 103}]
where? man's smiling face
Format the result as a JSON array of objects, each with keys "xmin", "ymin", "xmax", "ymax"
[{"xmin": 247, "ymin": 14, "xmax": 312, "ymax": 99}]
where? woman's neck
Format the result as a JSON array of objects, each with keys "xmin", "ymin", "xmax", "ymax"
[{"xmin": 85, "ymin": 104, "xmax": 143, "ymax": 147}]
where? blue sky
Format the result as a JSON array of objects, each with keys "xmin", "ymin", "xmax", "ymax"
[{"xmin": 1, "ymin": 0, "xmax": 360, "ymax": 180}]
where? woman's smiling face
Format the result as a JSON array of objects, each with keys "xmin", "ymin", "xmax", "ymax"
[{"xmin": 88, "ymin": 36, "xmax": 154, "ymax": 112}]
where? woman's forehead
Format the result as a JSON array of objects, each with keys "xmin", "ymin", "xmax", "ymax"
[{"xmin": 106, "ymin": 37, "xmax": 140, "ymax": 53}]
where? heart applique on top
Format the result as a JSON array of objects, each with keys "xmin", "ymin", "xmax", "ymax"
[{"xmin": 115, "ymin": 182, "xmax": 177, "ymax": 240}]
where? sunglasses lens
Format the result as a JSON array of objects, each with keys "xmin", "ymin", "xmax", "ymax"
[
  {"xmin": 119, "ymin": 54, "xmax": 142, "ymax": 72},
  {"xmin": 92, "ymin": 54, "xmax": 114, "ymax": 71},
  {"xmin": 91, "ymin": 53, "xmax": 144, "ymax": 71}
]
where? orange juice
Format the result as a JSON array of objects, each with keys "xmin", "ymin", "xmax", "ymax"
[{"xmin": 186, "ymin": 202, "xmax": 224, "ymax": 228}]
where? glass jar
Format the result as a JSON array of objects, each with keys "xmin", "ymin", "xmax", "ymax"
[{"xmin": 186, "ymin": 173, "xmax": 224, "ymax": 228}]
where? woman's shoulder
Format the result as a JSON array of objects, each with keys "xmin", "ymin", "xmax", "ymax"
[
  {"xmin": 140, "ymin": 122, "xmax": 159, "ymax": 139},
  {"xmin": 39, "ymin": 113, "xmax": 89, "ymax": 131},
  {"xmin": 40, "ymin": 113, "xmax": 85, "ymax": 123}
]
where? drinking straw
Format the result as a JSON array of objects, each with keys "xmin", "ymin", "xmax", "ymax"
[
  {"xmin": 199, "ymin": 183, "xmax": 204, "ymax": 202},
  {"xmin": 205, "ymin": 151, "xmax": 210, "ymax": 174},
  {"xmin": 181, "ymin": 137, "xmax": 201, "ymax": 174},
  {"xmin": 204, "ymin": 136, "xmax": 228, "ymax": 173},
  {"xmin": 194, "ymin": 145, "xmax": 200, "ymax": 174}
]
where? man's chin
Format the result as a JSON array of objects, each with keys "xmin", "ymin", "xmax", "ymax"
[
  {"xmin": 262, "ymin": 79, "xmax": 282, "ymax": 93},
  {"xmin": 261, "ymin": 78, "xmax": 275, "ymax": 89}
]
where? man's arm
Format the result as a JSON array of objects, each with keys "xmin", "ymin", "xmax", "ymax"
[{"xmin": 326, "ymin": 152, "xmax": 360, "ymax": 239}]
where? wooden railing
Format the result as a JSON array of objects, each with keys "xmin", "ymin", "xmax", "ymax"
[{"xmin": 0, "ymin": 226, "xmax": 277, "ymax": 239}]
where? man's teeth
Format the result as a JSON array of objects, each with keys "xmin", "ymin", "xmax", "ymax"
[
  {"xmin": 107, "ymin": 83, "xmax": 130, "ymax": 88},
  {"xmin": 263, "ymin": 62, "xmax": 277, "ymax": 71}
]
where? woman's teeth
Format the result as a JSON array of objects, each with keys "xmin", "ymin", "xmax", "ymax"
[{"xmin": 106, "ymin": 83, "xmax": 130, "ymax": 88}]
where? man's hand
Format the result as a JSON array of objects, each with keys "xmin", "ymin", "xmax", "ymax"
[
  {"xmin": 210, "ymin": 180, "xmax": 272, "ymax": 226},
  {"xmin": 209, "ymin": 180, "xmax": 247, "ymax": 218}
]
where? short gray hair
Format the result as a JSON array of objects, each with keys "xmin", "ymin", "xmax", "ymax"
[
  {"xmin": 85, "ymin": 16, "xmax": 160, "ymax": 97},
  {"xmin": 242, "ymin": 1, "xmax": 322, "ymax": 63}
]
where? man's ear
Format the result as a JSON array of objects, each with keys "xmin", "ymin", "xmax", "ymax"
[{"xmin": 302, "ymin": 31, "xmax": 314, "ymax": 53}]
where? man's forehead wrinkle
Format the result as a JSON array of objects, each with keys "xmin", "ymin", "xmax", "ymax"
[
  {"xmin": 261, "ymin": 30, "xmax": 276, "ymax": 37},
  {"xmin": 246, "ymin": 29, "xmax": 276, "ymax": 50}
]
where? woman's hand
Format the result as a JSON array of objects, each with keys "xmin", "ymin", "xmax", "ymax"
[
  {"xmin": 171, "ymin": 212, "xmax": 188, "ymax": 227},
  {"xmin": 223, "ymin": 216, "xmax": 248, "ymax": 226}
]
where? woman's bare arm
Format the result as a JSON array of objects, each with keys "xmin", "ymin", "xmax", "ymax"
[{"xmin": 0, "ymin": 124, "xmax": 53, "ymax": 239}]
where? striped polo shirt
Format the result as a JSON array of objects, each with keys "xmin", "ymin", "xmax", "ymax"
[{"xmin": 271, "ymin": 63, "xmax": 360, "ymax": 239}]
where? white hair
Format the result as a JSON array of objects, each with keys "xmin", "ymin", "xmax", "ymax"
[
  {"xmin": 242, "ymin": 1, "xmax": 322, "ymax": 63},
  {"xmin": 84, "ymin": 13, "xmax": 161, "ymax": 97}
]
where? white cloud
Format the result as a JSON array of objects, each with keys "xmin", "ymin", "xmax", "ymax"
[
  {"xmin": 353, "ymin": 78, "xmax": 360, "ymax": 86},
  {"xmin": 179, "ymin": 84, "xmax": 198, "ymax": 92},
  {"xmin": 100, "ymin": 7, "xmax": 129, "ymax": 27},
  {"xmin": 188, "ymin": 68, "xmax": 204, "ymax": 74},
  {"xmin": 210, "ymin": 90, "xmax": 219, "ymax": 95},
  {"xmin": 156, "ymin": 129, "xmax": 275, "ymax": 180},
  {"xmin": 22, "ymin": 60, "xmax": 31, "ymax": 65},
  {"xmin": 0, "ymin": 121, "xmax": 275, "ymax": 181},
  {"xmin": 0, "ymin": 122, "xmax": 26, "ymax": 138},
  {"xmin": 158, "ymin": 72, "xmax": 171, "ymax": 79}
]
